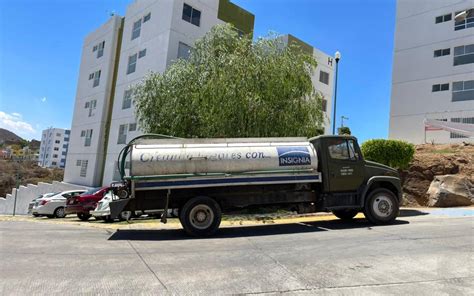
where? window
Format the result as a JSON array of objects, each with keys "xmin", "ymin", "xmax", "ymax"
[
  {"xmin": 85, "ymin": 102, "xmax": 90, "ymax": 108},
  {"xmin": 63, "ymin": 144, "xmax": 68, "ymax": 149},
  {"xmin": 452, "ymin": 80, "xmax": 474, "ymax": 102},
  {"xmin": 432, "ymin": 83, "xmax": 449, "ymax": 92},
  {"xmin": 97, "ymin": 41, "xmax": 105, "ymax": 58},
  {"xmin": 85, "ymin": 129, "xmax": 93, "ymax": 147},
  {"xmin": 138, "ymin": 48, "xmax": 147, "ymax": 58},
  {"xmin": 322, "ymin": 99, "xmax": 327, "ymax": 112},
  {"xmin": 454, "ymin": 8, "xmax": 474, "ymax": 31},
  {"xmin": 127, "ymin": 54, "xmax": 137, "ymax": 74},
  {"xmin": 54, "ymin": 147, "xmax": 59, "ymax": 151},
  {"xmin": 52, "ymin": 161, "xmax": 57, "ymax": 166},
  {"xmin": 76, "ymin": 160, "xmax": 82, "ymax": 166},
  {"xmin": 88, "ymin": 73, "xmax": 94, "ymax": 80},
  {"xmin": 328, "ymin": 139, "xmax": 359, "ymax": 161},
  {"xmin": 453, "ymin": 44, "xmax": 474, "ymax": 66},
  {"xmin": 80, "ymin": 160, "xmax": 88, "ymax": 177},
  {"xmin": 319, "ymin": 71, "xmax": 329, "ymax": 85},
  {"xmin": 53, "ymin": 154, "xmax": 58, "ymax": 158},
  {"xmin": 80, "ymin": 130, "xmax": 86, "ymax": 137},
  {"xmin": 56, "ymin": 133, "xmax": 61, "ymax": 137},
  {"xmin": 88, "ymin": 100, "xmax": 97, "ymax": 117},
  {"xmin": 434, "ymin": 48, "xmax": 450, "ymax": 57},
  {"xmin": 93, "ymin": 70, "xmax": 101, "ymax": 87},
  {"xmin": 132, "ymin": 19, "xmax": 142, "ymax": 40},
  {"xmin": 55, "ymin": 140, "xmax": 60, "ymax": 144},
  {"xmin": 118, "ymin": 124, "xmax": 128, "ymax": 144},
  {"xmin": 65, "ymin": 130, "xmax": 70, "ymax": 135},
  {"xmin": 435, "ymin": 13, "xmax": 452, "ymax": 24},
  {"xmin": 182, "ymin": 3, "xmax": 201, "ymax": 26},
  {"xmin": 92, "ymin": 45, "xmax": 98, "ymax": 52},
  {"xmin": 129, "ymin": 122, "xmax": 137, "ymax": 132},
  {"xmin": 122, "ymin": 89, "xmax": 132, "ymax": 109},
  {"xmin": 143, "ymin": 13, "xmax": 151, "ymax": 23},
  {"xmin": 178, "ymin": 42, "xmax": 192, "ymax": 59}
]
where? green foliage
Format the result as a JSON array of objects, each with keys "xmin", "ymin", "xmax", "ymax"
[
  {"xmin": 338, "ymin": 126, "xmax": 351, "ymax": 135},
  {"xmin": 133, "ymin": 24, "xmax": 324, "ymax": 138},
  {"xmin": 361, "ymin": 139, "xmax": 415, "ymax": 169}
]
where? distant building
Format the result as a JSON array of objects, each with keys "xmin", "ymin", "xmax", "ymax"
[
  {"xmin": 38, "ymin": 128, "xmax": 70, "ymax": 168},
  {"xmin": 389, "ymin": 0, "xmax": 474, "ymax": 144},
  {"xmin": 64, "ymin": 0, "xmax": 335, "ymax": 187}
]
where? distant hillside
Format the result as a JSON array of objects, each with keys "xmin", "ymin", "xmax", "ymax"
[{"xmin": 0, "ymin": 128, "xmax": 23, "ymax": 144}]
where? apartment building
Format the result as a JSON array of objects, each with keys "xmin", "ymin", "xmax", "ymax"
[
  {"xmin": 65, "ymin": 0, "xmax": 335, "ymax": 187},
  {"xmin": 38, "ymin": 127, "xmax": 70, "ymax": 168},
  {"xmin": 389, "ymin": 0, "xmax": 474, "ymax": 144}
]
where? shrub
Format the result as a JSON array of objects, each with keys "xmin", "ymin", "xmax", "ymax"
[
  {"xmin": 361, "ymin": 139, "xmax": 415, "ymax": 169},
  {"xmin": 338, "ymin": 126, "xmax": 351, "ymax": 135}
]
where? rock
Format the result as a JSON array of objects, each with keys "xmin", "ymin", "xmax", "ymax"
[{"xmin": 427, "ymin": 175, "xmax": 474, "ymax": 207}]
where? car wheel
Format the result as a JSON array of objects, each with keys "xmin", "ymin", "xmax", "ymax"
[
  {"xmin": 32, "ymin": 213, "xmax": 39, "ymax": 217},
  {"xmin": 54, "ymin": 207, "xmax": 66, "ymax": 218},
  {"xmin": 364, "ymin": 188, "xmax": 399, "ymax": 225},
  {"xmin": 77, "ymin": 213, "xmax": 91, "ymax": 221},
  {"xmin": 179, "ymin": 196, "xmax": 221, "ymax": 237},
  {"xmin": 332, "ymin": 209, "xmax": 359, "ymax": 221},
  {"xmin": 119, "ymin": 211, "xmax": 132, "ymax": 221}
]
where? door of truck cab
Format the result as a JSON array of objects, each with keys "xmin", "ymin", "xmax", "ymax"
[{"xmin": 324, "ymin": 138, "xmax": 364, "ymax": 192}]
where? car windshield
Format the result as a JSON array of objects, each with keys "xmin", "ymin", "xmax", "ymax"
[{"xmin": 81, "ymin": 187, "xmax": 102, "ymax": 196}]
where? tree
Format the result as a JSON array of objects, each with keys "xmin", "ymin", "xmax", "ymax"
[
  {"xmin": 338, "ymin": 126, "xmax": 351, "ymax": 135},
  {"xmin": 133, "ymin": 24, "xmax": 324, "ymax": 138}
]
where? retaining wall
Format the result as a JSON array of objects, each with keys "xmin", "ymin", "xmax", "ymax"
[{"xmin": 0, "ymin": 181, "xmax": 91, "ymax": 215}]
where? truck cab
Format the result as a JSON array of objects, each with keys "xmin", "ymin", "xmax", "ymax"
[{"xmin": 311, "ymin": 135, "xmax": 401, "ymax": 224}]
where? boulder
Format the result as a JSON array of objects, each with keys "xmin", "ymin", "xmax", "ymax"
[{"xmin": 427, "ymin": 175, "xmax": 474, "ymax": 207}]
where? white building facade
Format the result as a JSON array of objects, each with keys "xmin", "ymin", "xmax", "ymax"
[
  {"xmin": 38, "ymin": 127, "xmax": 70, "ymax": 168},
  {"xmin": 389, "ymin": 0, "xmax": 474, "ymax": 144},
  {"xmin": 65, "ymin": 0, "xmax": 335, "ymax": 187}
]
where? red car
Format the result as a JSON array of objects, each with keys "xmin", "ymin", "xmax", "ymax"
[{"xmin": 65, "ymin": 187, "xmax": 111, "ymax": 221}]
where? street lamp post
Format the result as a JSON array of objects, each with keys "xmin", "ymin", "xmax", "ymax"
[{"xmin": 332, "ymin": 51, "xmax": 341, "ymax": 135}]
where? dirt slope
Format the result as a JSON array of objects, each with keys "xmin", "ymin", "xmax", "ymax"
[{"xmin": 401, "ymin": 142, "xmax": 473, "ymax": 206}]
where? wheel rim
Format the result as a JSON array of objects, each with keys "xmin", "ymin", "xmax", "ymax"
[
  {"xmin": 120, "ymin": 211, "xmax": 131, "ymax": 220},
  {"xmin": 372, "ymin": 195, "xmax": 394, "ymax": 218},
  {"xmin": 189, "ymin": 204, "xmax": 214, "ymax": 230},
  {"xmin": 57, "ymin": 208, "xmax": 65, "ymax": 217}
]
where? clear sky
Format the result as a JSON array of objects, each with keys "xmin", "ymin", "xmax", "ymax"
[{"xmin": 0, "ymin": 0, "xmax": 396, "ymax": 142}]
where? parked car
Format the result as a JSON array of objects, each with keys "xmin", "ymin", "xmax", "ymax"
[
  {"xmin": 65, "ymin": 187, "xmax": 111, "ymax": 221},
  {"xmin": 91, "ymin": 191, "xmax": 172, "ymax": 222},
  {"xmin": 28, "ymin": 192, "xmax": 57, "ymax": 216},
  {"xmin": 31, "ymin": 190, "xmax": 86, "ymax": 218}
]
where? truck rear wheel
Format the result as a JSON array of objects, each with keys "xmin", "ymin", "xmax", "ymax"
[
  {"xmin": 180, "ymin": 196, "xmax": 221, "ymax": 237},
  {"xmin": 332, "ymin": 209, "xmax": 358, "ymax": 221},
  {"xmin": 364, "ymin": 188, "xmax": 398, "ymax": 225}
]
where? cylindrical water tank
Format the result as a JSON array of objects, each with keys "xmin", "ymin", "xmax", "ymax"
[{"xmin": 129, "ymin": 138, "xmax": 318, "ymax": 177}]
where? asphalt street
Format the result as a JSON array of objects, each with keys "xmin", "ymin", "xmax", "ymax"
[{"xmin": 0, "ymin": 210, "xmax": 473, "ymax": 295}]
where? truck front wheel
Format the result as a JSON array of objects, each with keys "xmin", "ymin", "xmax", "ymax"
[
  {"xmin": 364, "ymin": 188, "xmax": 399, "ymax": 225},
  {"xmin": 332, "ymin": 209, "xmax": 358, "ymax": 221},
  {"xmin": 180, "ymin": 196, "xmax": 222, "ymax": 237}
]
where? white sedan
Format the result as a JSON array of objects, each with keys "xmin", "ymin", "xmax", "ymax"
[{"xmin": 31, "ymin": 190, "xmax": 86, "ymax": 218}]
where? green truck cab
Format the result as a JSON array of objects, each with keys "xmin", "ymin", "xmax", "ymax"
[
  {"xmin": 311, "ymin": 135, "xmax": 401, "ymax": 224},
  {"xmin": 110, "ymin": 135, "xmax": 402, "ymax": 236}
]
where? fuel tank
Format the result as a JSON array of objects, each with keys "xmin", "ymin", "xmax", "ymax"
[{"xmin": 129, "ymin": 137, "xmax": 318, "ymax": 176}]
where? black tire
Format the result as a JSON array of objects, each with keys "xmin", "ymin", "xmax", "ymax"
[
  {"xmin": 364, "ymin": 188, "xmax": 399, "ymax": 225},
  {"xmin": 32, "ymin": 213, "xmax": 39, "ymax": 217},
  {"xmin": 332, "ymin": 209, "xmax": 359, "ymax": 221},
  {"xmin": 179, "ymin": 196, "xmax": 221, "ymax": 237},
  {"xmin": 54, "ymin": 207, "xmax": 66, "ymax": 218},
  {"xmin": 77, "ymin": 213, "xmax": 91, "ymax": 221}
]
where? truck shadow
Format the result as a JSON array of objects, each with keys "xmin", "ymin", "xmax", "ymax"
[
  {"xmin": 107, "ymin": 219, "xmax": 409, "ymax": 241},
  {"xmin": 399, "ymin": 209, "xmax": 430, "ymax": 217}
]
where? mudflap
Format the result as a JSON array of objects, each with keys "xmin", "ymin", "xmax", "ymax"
[{"xmin": 110, "ymin": 199, "xmax": 130, "ymax": 219}]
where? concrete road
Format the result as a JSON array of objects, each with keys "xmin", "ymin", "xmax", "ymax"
[{"xmin": 0, "ymin": 210, "xmax": 473, "ymax": 295}]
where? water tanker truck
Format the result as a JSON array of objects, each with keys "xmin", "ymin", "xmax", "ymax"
[{"xmin": 110, "ymin": 134, "xmax": 402, "ymax": 236}]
